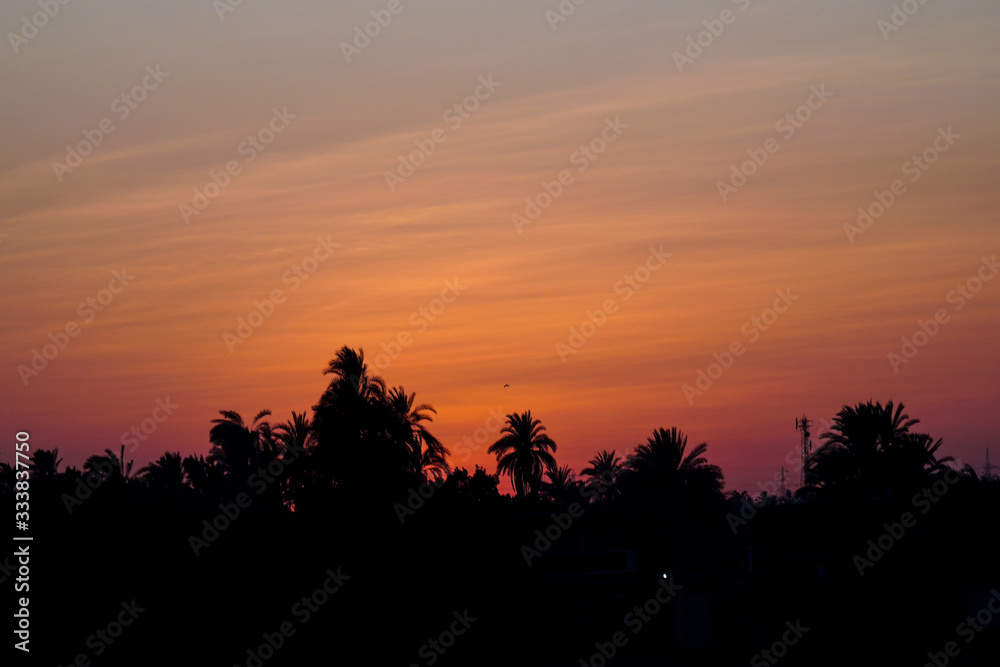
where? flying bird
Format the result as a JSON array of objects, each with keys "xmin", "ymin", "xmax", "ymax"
[{"xmin": 503, "ymin": 384, "xmax": 509, "ymax": 388}]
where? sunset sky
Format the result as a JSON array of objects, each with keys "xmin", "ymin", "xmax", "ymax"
[{"xmin": 2, "ymin": 0, "xmax": 998, "ymax": 493}]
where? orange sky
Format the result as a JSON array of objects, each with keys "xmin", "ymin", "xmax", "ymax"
[{"xmin": 2, "ymin": 0, "xmax": 998, "ymax": 492}]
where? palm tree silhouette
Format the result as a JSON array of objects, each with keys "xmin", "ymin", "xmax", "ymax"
[
  {"xmin": 385, "ymin": 386, "xmax": 450, "ymax": 481},
  {"xmin": 138, "ymin": 452, "xmax": 186, "ymax": 491},
  {"xmin": 84, "ymin": 446, "xmax": 134, "ymax": 483},
  {"xmin": 271, "ymin": 411, "xmax": 316, "ymax": 508},
  {"xmin": 319, "ymin": 345, "xmax": 386, "ymax": 404},
  {"xmin": 488, "ymin": 411, "xmax": 557, "ymax": 498},
  {"xmin": 808, "ymin": 400, "xmax": 953, "ymax": 499},
  {"xmin": 182, "ymin": 454, "xmax": 224, "ymax": 498},
  {"xmin": 272, "ymin": 411, "xmax": 315, "ymax": 453},
  {"xmin": 890, "ymin": 432, "xmax": 953, "ymax": 475},
  {"xmin": 540, "ymin": 463, "xmax": 580, "ymax": 503},
  {"xmin": 581, "ymin": 449, "xmax": 622, "ymax": 501},
  {"xmin": 621, "ymin": 427, "xmax": 724, "ymax": 505},
  {"xmin": 312, "ymin": 346, "xmax": 388, "ymax": 486},
  {"xmin": 311, "ymin": 347, "xmax": 446, "ymax": 496},
  {"xmin": 208, "ymin": 409, "xmax": 275, "ymax": 478},
  {"xmin": 29, "ymin": 448, "xmax": 62, "ymax": 478}
]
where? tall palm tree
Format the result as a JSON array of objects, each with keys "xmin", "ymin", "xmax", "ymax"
[
  {"xmin": 311, "ymin": 346, "xmax": 388, "ymax": 485},
  {"xmin": 815, "ymin": 400, "xmax": 916, "ymax": 474},
  {"xmin": 384, "ymin": 386, "xmax": 450, "ymax": 480},
  {"xmin": 319, "ymin": 345, "xmax": 386, "ymax": 405},
  {"xmin": 208, "ymin": 409, "xmax": 275, "ymax": 477},
  {"xmin": 138, "ymin": 452, "xmax": 186, "ymax": 491},
  {"xmin": 272, "ymin": 411, "xmax": 315, "ymax": 454},
  {"xmin": 270, "ymin": 411, "xmax": 317, "ymax": 508},
  {"xmin": 488, "ymin": 411, "xmax": 557, "ymax": 498},
  {"xmin": 808, "ymin": 400, "xmax": 952, "ymax": 498},
  {"xmin": 621, "ymin": 427, "xmax": 724, "ymax": 506},
  {"xmin": 29, "ymin": 448, "xmax": 62, "ymax": 478},
  {"xmin": 581, "ymin": 449, "xmax": 622, "ymax": 501}
]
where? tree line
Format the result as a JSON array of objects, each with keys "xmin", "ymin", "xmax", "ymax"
[{"xmin": 3, "ymin": 346, "xmax": 986, "ymax": 519}]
